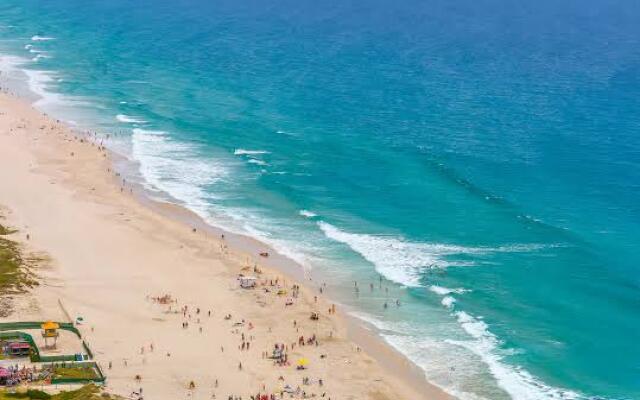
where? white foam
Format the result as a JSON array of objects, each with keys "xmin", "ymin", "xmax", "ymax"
[
  {"xmin": 318, "ymin": 222, "xmax": 549, "ymax": 288},
  {"xmin": 31, "ymin": 35, "xmax": 55, "ymax": 41},
  {"xmin": 441, "ymin": 296, "xmax": 456, "ymax": 309},
  {"xmin": 329, "ymin": 219, "xmax": 573, "ymax": 398},
  {"xmin": 131, "ymin": 129, "xmax": 319, "ymax": 272},
  {"xmin": 116, "ymin": 114, "xmax": 146, "ymax": 124},
  {"xmin": 247, "ymin": 158, "xmax": 267, "ymax": 166},
  {"xmin": 24, "ymin": 44, "xmax": 33, "ymax": 50},
  {"xmin": 299, "ymin": 210, "xmax": 317, "ymax": 218},
  {"xmin": 350, "ymin": 311, "xmax": 492, "ymax": 400},
  {"xmin": 319, "ymin": 222, "xmax": 485, "ymax": 287},
  {"xmin": 131, "ymin": 128, "xmax": 228, "ymax": 220},
  {"xmin": 22, "ymin": 69, "xmax": 63, "ymax": 107},
  {"xmin": 0, "ymin": 53, "xmax": 74, "ymax": 109},
  {"xmin": 449, "ymin": 311, "xmax": 582, "ymax": 400},
  {"xmin": 275, "ymin": 129, "xmax": 297, "ymax": 136},
  {"xmin": 32, "ymin": 54, "xmax": 49, "ymax": 62},
  {"xmin": 234, "ymin": 149, "xmax": 270, "ymax": 155},
  {"xmin": 429, "ymin": 285, "xmax": 469, "ymax": 296},
  {"xmin": 132, "ymin": 128, "xmax": 166, "ymax": 136},
  {"xmin": 0, "ymin": 54, "xmax": 24, "ymax": 75},
  {"xmin": 354, "ymin": 307, "xmax": 585, "ymax": 400}
]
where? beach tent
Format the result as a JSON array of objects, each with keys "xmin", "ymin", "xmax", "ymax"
[{"xmin": 239, "ymin": 276, "xmax": 257, "ymax": 288}]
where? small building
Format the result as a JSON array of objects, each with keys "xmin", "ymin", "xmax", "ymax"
[
  {"xmin": 239, "ymin": 276, "xmax": 257, "ymax": 289},
  {"xmin": 7, "ymin": 341, "xmax": 31, "ymax": 357}
]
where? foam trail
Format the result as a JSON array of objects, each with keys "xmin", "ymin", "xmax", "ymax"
[
  {"xmin": 276, "ymin": 129, "xmax": 297, "ymax": 136},
  {"xmin": 323, "ymin": 218, "xmax": 581, "ymax": 399},
  {"xmin": 22, "ymin": 69, "xmax": 63, "ymax": 107},
  {"xmin": 31, "ymin": 35, "xmax": 55, "ymax": 41},
  {"xmin": 429, "ymin": 285, "xmax": 469, "ymax": 295},
  {"xmin": 0, "ymin": 54, "xmax": 25, "ymax": 74},
  {"xmin": 353, "ymin": 304, "xmax": 585, "ymax": 400},
  {"xmin": 116, "ymin": 114, "xmax": 146, "ymax": 124},
  {"xmin": 234, "ymin": 149, "xmax": 270, "ymax": 155},
  {"xmin": 318, "ymin": 221, "xmax": 549, "ymax": 287},
  {"xmin": 441, "ymin": 296, "xmax": 456, "ymax": 309},
  {"xmin": 32, "ymin": 54, "xmax": 49, "ymax": 62},
  {"xmin": 131, "ymin": 128, "xmax": 228, "ymax": 218},
  {"xmin": 449, "ymin": 311, "xmax": 582, "ymax": 400},
  {"xmin": 247, "ymin": 158, "xmax": 267, "ymax": 166},
  {"xmin": 132, "ymin": 130, "xmax": 315, "ymax": 272},
  {"xmin": 319, "ymin": 222, "xmax": 480, "ymax": 286},
  {"xmin": 350, "ymin": 311, "xmax": 491, "ymax": 400},
  {"xmin": 299, "ymin": 210, "xmax": 317, "ymax": 218}
]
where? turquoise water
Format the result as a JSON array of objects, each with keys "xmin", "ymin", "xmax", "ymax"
[{"xmin": 1, "ymin": 1, "xmax": 639, "ymax": 398}]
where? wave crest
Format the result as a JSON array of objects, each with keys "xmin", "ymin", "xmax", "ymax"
[
  {"xmin": 448, "ymin": 311, "xmax": 582, "ymax": 400},
  {"xmin": 31, "ymin": 35, "xmax": 55, "ymax": 41},
  {"xmin": 234, "ymin": 148, "xmax": 270, "ymax": 155},
  {"xmin": 318, "ymin": 221, "xmax": 549, "ymax": 287},
  {"xmin": 116, "ymin": 114, "xmax": 146, "ymax": 124}
]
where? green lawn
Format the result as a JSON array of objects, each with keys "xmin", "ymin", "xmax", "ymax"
[{"xmin": 52, "ymin": 366, "xmax": 100, "ymax": 380}]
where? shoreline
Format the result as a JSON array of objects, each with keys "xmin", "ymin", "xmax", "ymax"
[{"xmin": 0, "ymin": 90, "xmax": 452, "ymax": 399}]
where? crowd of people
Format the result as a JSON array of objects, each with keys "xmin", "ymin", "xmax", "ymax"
[{"xmin": 0, "ymin": 364, "xmax": 41, "ymax": 386}]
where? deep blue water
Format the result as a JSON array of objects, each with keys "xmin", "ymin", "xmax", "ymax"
[{"xmin": 1, "ymin": 0, "xmax": 639, "ymax": 398}]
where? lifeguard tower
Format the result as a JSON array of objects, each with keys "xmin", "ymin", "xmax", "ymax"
[{"xmin": 41, "ymin": 321, "xmax": 60, "ymax": 349}]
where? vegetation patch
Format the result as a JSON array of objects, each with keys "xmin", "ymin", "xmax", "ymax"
[
  {"xmin": 0, "ymin": 385, "xmax": 120, "ymax": 400},
  {"xmin": 0, "ymin": 224, "xmax": 16, "ymax": 236},
  {"xmin": 51, "ymin": 366, "xmax": 100, "ymax": 381},
  {"xmin": 0, "ymin": 220, "xmax": 39, "ymax": 317}
]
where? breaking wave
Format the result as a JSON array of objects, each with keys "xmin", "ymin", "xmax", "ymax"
[
  {"xmin": 318, "ymin": 221, "xmax": 547, "ymax": 287},
  {"xmin": 234, "ymin": 148, "xmax": 270, "ymax": 155},
  {"xmin": 116, "ymin": 114, "xmax": 147, "ymax": 124},
  {"xmin": 31, "ymin": 35, "xmax": 55, "ymax": 41}
]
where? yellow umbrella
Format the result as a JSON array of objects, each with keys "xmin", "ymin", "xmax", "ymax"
[{"xmin": 297, "ymin": 358, "xmax": 309, "ymax": 367}]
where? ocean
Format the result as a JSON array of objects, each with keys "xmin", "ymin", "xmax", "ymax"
[{"xmin": 1, "ymin": 0, "xmax": 639, "ymax": 398}]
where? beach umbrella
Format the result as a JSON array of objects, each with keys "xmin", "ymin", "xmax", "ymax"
[{"xmin": 297, "ymin": 358, "xmax": 309, "ymax": 367}]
